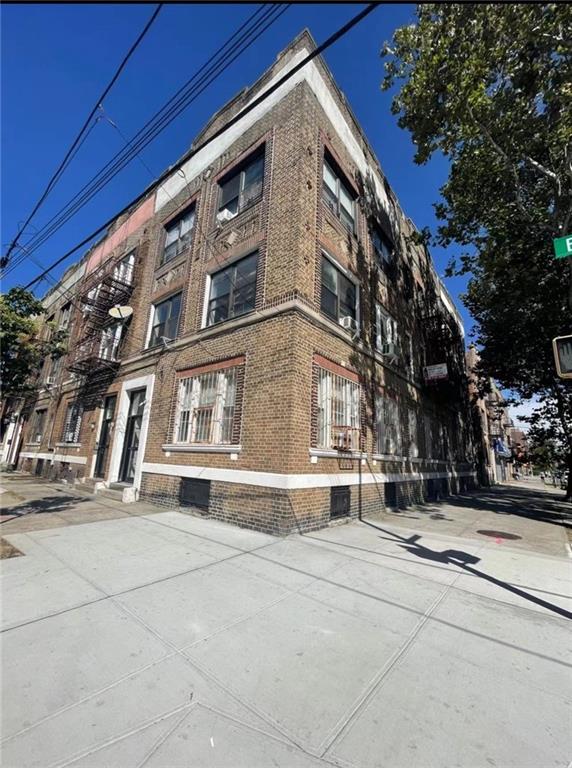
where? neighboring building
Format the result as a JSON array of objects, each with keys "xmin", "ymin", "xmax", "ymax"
[
  {"xmin": 466, "ymin": 345, "xmax": 514, "ymax": 484},
  {"xmin": 16, "ymin": 30, "xmax": 476, "ymax": 533}
]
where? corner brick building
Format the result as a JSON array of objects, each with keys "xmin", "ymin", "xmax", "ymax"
[{"xmin": 17, "ymin": 30, "xmax": 477, "ymax": 533}]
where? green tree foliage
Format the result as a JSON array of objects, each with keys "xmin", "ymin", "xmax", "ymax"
[
  {"xmin": 381, "ymin": 3, "xmax": 572, "ymax": 497},
  {"xmin": 0, "ymin": 288, "xmax": 67, "ymax": 399}
]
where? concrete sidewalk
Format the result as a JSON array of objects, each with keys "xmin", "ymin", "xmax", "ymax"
[{"xmin": 1, "ymin": 474, "xmax": 571, "ymax": 767}]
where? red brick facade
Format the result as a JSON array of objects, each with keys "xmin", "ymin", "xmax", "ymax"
[{"xmin": 17, "ymin": 30, "xmax": 476, "ymax": 533}]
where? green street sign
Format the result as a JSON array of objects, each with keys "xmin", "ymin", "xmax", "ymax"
[{"xmin": 553, "ymin": 234, "xmax": 572, "ymax": 259}]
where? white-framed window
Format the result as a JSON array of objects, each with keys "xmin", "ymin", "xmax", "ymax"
[
  {"xmin": 405, "ymin": 332, "xmax": 414, "ymax": 377},
  {"xmin": 99, "ymin": 323, "xmax": 123, "ymax": 361},
  {"xmin": 218, "ymin": 150, "xmax": 264, "ymax": 222},
  {"xmin": 148, "ymin": 293, "xmax": 182, "ymax": 348},
  {"xmin": 58, "ymin": 303, "xmax": 72, "ymax": 330},
  {"xmin": 322, "ymin": 157, "xmax": 356, "ymax": 233},
  {"xmin": 206, "ymin": 252, "xmax": 258, "ymax": 326},
  {"xmin": 424, "ymin": 413, "xmax": 433, "ymax": 458},
  {"xmin": 114, "ymin": 251, "xmax": 135, "ymax": 285},
  {"xmin": 407, "ymin": 407, "xmax": 419, "ymax": 458},
  {"xmin": 372, "ymin": 227, "xmax": 394, "ymax": 269},
  {"xmin": 174, "ymin": 367, "xmax": 237, "ymax": 445},
  {"xmin": 317, "ymin": 368, "xmax": 360, "ymax": 450},
  {"xmin": 376, "ymin": 394, "xmax": 401, "ymax": 455},
  {"xmin": 320, "ymin": 255, "xmax": 358, "ymax": 326},
  {"xmin": 62, "ymin": 403, "xmax": 82, "ymax": 444},
  {"xmin": 31, "ymin": 409, "xmax": 47, "ymax": 443},
  {"xmin": 162, "ymin": 207, "xmax": 195, "ymax": 266},
  {"xmin": 374, "ymin": 303, "xmax": 399, "ymax": 353}
]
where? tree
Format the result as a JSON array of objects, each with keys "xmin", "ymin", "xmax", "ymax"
[
  {"xmin": 0, "ymin": 288, "xmax": 67, "ymax": 400},
  {"xmin": 381, "ymin": 3, "xmax": 572, "ymax": 499}
]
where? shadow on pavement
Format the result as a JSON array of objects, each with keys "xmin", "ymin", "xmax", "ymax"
[
  {"xmin": 1, "ymin": 495, "xmax": 89, "ymax": 523},
  {"xmin": 361, "ymin": 520, "xmax": 572, "ymax": 622}
]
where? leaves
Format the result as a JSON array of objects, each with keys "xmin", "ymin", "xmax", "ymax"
[{"xmin": 0, "ymin": 288, "xmax": 67, "ymax": 399}]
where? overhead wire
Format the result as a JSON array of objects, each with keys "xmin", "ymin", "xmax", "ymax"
[
  {"xmin": 2, "ymin": 4, "xmax": 286, "ymax": 280},
  {"xmin": 1, "ymin": 4, "xmax": 163, "ymax": 270},
  {"xmin": 21, "ymin": 3, "xmax": 378, "ymax": 291}
]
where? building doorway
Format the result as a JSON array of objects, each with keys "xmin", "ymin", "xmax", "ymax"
[
  {"xmin": 118, "ymin": 389, "xmax": 146, "ymax": 484},
  {"xmin": 94, "ymin": 394, "xmax": 117, "ymax": 478}
]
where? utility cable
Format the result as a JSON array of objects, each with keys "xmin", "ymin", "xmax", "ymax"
[
  {"xmin": 22, "ymin": 3, "xmax": 378, "ymax": 291},
  {"xmin": 2, "ymin": 4, "xmax": 284, "ymax": 279},
  {"xmin": 2, "ymin": 4, "xmax": 163, "ymax": 270}
]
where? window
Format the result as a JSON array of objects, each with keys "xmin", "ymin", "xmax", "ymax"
[
  {"xmin": 148, "ymin": 293, "xmax": 182, "ymax": 348},
  {"xmin": 207, "ymin": 253, "xmax": 258, "ymax": 326},
  {"xmin": 405, "ymin": 333, "xmax": 414, "ymax": 377},
  {"xmin": 100, "ymin": 323, "xmax": 122, "ymax": 361},
  {"xmin": 62, "ymin": 403, "xmax": 82, "ymax": 444},
  {"xmin": 58, "ymin": 303, "xmax": 72, "ymax": 330},
  {"xmin": 317, "ymin": 368, "xmax": 360, "ymax": 450},
  {"xmin": 162, "ymin": 208, "xmax": 195, "ymax": 265},
  {"xmin": 407, "ymin": 407, "xmax": 419, "ymax": 458},
  {"xmin": 30, "ymin": 409, "xmax": 47, "ymax": 443},
  {"xmin": 218, "ymin": 150, "xmax": 264, "ymax": 221},
  {"xmin": 374, "ymin": 303, "xmax": 399, "ymax": 353},
  {"xmin": 372, "ymin": 227, "xmax": 394, "ymax": 269},
  {"xmin": 114, "ymin": 251, "xmax": 135, "ymax": 285},
  {"xmin": 376, "ymin": 394, "xmax": 401, "ymax": 455},
  {"xmin": 320, "ymin": 256, "xmax": 357, "ymax": 325},
  {"xmin": 424, "ymin": 413, "xmax": 433, "ymax": 458},
  {"xmin": 180, "ymin": 478, "xmax": 211, "ymax": 511},
  {"xmin": 175, "ymin": 367, "xmax": 237, "ymax": 445},
  {"xmin": 45, "ymin": 356, "xmax": 63, "ymax": 385},
  {"xmin": 330, "ymin": 486, "xmax": 351, "ymax": 519},
  {"xmin": 322, "ymin": 157, "xmax": 356, "ymax": 232}
]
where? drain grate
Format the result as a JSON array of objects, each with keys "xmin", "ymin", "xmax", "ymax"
[{"xmin": 476, "ymin": 530, "xmax": 522, "ymax": 541}]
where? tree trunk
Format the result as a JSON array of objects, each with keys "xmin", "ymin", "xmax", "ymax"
[{"xmin": 566, "ymin": 451, "xmax": 572, "ymax": 502}]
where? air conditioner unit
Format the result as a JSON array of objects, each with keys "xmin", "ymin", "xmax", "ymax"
[
  {"xmin": 216, "ymin": 208, "xmax": 235, "ymax": 223},
  {"xmin": 333, "ymin": 428, "xmax": 354, "ymax": 451},
  {"xmin": 381, "ymin": 342, "xmax": 399, "ymax": 358},
  {"xmin": 339, "ymin": 316, "xmax": 358, "ymax": 334}
]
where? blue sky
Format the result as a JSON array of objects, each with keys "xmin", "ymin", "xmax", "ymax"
[{"xmin": 1, "ymin": 3, "xmax": 472, "ymax": 335}]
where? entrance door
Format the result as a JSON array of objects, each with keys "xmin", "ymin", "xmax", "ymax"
[
  {"xmin": 94, "ymin": 395, "xmax": 117, "ymax": 478},
  {"xmin": 119, "ymin": 389, "xmax": 146, "ymax": 484}
]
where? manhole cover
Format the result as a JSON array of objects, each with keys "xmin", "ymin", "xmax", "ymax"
[{"xmin": 476, "ymin": 530, "xmax": 522, "ymax": 541}]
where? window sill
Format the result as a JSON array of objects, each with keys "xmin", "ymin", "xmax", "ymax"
[
  {"xmin": 55, "ymin": 443, "xmax": 82, "ymax": 449},
  {"xmin": 373, "ymin": 454, "xmax": 406, "ymax": 462},
  {"xmin": 216, "ymin": 197, "xmax": 262, "ymax": 228},
  {"xmin": 310, "ymin": 448, "xmax": 365, "ymax": 459},
  {"xmin": 162, "ymin": 444, "xmax": 242, "ymax": 454},
  {"xmin": 25, "ymin": 442, "xmax": 42, "ymax": 447}
]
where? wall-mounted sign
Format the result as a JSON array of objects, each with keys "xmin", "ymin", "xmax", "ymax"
[
  {"xmin": 553, "ymin": 335, "xmax": 572, "ymax": 379},
  {"xmin": 424, "ymin": 363, "xmax": 448, "ymax": 382}
]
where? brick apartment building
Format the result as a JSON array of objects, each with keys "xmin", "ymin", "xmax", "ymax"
[{"xmin": 15, "ymin": 30, "xmax": 477, "ymax": 533}]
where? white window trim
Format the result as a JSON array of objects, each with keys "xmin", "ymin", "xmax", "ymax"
[
  {"xmin": 374, "ymin": 303, "xmax": 398, "ymax": 353},
  {"xmin": 316, "ymin": 366, "xmax": 361, "ymax": 451},
  {"xmin": 162, "ymin": 443, "xmax": 242, "ymax": 454},
  {"xmin": 172, "ymin": 367, "xmax": 238, "ymax": 447},
  {"xmin": 321, "ymin": 250, "xmax": 361, "ymax": 331}
]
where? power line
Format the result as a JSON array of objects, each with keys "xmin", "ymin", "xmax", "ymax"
[
  {"xmin": 1, "ymin": 4, "xmax": 163, "ymax": 271},
  {"xmin": 23, "ymin": 3, "xmax": 378, "ymax": 292},
  {"xmin": 3, "ymin": 5, "xmax": 286, "ymax": 279}
]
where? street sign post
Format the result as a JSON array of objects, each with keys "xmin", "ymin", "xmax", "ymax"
[
  {"xmin": 553, "ymin": 235, "xmax": 572, "ymax": 259},
  {"xmin": 553, "ymin": 335, "xmax": 572, "ymax": 379}
]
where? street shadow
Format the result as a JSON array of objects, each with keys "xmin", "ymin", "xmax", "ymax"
[
  {"xmin": 361, "ymin": 518, "xmax": 572, "ymax": 621},
  {"xmin": 1, "ymin": 495, "xmax": 88, "ymax": 523}
]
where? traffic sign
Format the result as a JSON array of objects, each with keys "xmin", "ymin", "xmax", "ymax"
[
  {"xmin": 553, "ymin": 335, "xmax": 572, "ymax": 379},
  {"xmin": 553, "ymin": 235, "xmax": 572, "ymax": 259}
]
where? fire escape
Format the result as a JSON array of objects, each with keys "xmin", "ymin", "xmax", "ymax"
[{"xmin": 67, "ymin": 254, "xmax": 135, "ymax": 408}]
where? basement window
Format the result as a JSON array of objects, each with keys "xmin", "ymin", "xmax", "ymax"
[
  {"xmin": 180, "ymin": 478, "xmax": 211, "ymax": 511},
  {"xmin": 330, "ymin": 486, "xmax": 351, "ymax": 519}
]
